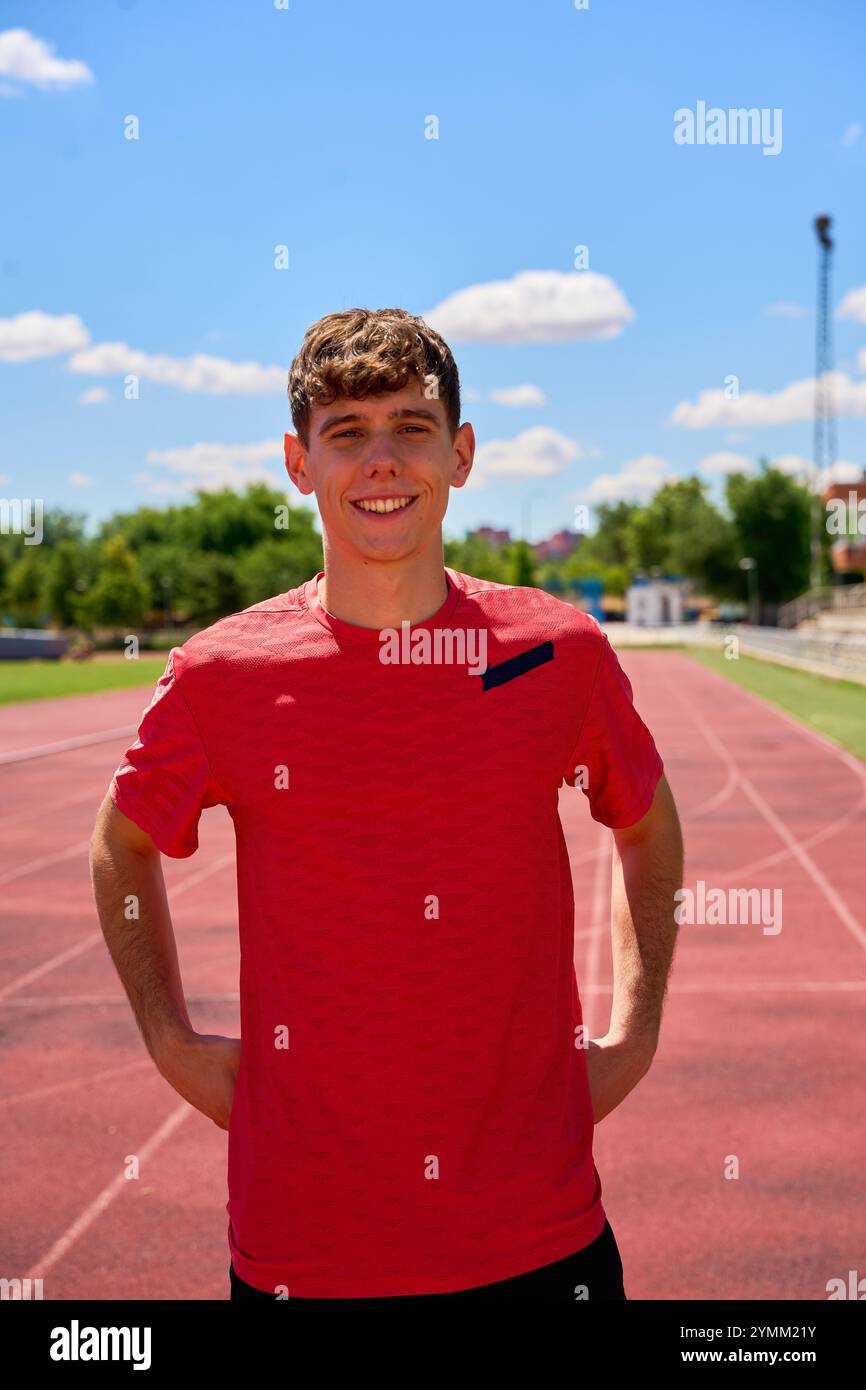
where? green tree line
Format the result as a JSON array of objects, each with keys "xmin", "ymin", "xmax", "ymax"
[
  {"xmin": 0, "ymin": 465, "xmax": 837, "ymax": 634},
  {"xmin": 0, "ymin": 484, "xmax": 323, "ymax": 632},
  {"xmin": 447, "ymin": 464, "xmax": 829, "ymax": 606}
]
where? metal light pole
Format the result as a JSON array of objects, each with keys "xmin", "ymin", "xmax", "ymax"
[
  {"xmin": 812, "ymin": 215, "xmax": 835, "ymax": 593},
  {"xmin": 521, "ymin": 488, "xmax": 544, "ymax": 543},
  {"xmin": 739, "ymin": 556, "xmax": 758, "ymax": 625}
]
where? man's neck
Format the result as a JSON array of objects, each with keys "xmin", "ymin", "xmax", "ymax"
[{"xmin": 318, "ymin": 551, "xmax": 450, "ymax": 631}]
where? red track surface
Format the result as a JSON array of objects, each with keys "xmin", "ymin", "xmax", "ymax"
[{"xmin": 1, "ymin": 652, "xmax": 864, "ymax": 1300}]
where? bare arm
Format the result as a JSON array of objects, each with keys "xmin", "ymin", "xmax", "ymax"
[
  {"xmin": 586, "ymin": 773, "xmax": 683, "ymax": 1122},
  {"xmin": 89, "ymin": 793, "xmax": 239, "ymax": 1128}
]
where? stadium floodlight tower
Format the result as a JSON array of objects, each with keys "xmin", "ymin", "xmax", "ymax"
[{"xmin": 812, "ymin": 214, "xmax": 835, "ymax": 592}]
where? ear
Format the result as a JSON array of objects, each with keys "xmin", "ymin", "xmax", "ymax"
[
  {"xmin": 284, "ymin": 431, "xmax": 315, "ymax": 496},
  {"xmin": 449, "ymin": 421, "xmax": 475, "ymax": 490}
]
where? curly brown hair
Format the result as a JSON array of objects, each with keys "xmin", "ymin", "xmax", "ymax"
[{"xmin": 287, "ymin": 307, "xmax": 461, "ymax": 451}]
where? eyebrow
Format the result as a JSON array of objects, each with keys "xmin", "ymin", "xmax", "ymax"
[{"xmin": 317, "ymin": 406, "xmax": 442, "ymax": 437}]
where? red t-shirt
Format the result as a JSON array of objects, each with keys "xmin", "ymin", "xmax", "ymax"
[{"xmin": 109, "ymin": 567, "xmax": 663, "ymax": 1297}]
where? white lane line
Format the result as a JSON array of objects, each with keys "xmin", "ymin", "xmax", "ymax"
[
  {"xmin": 23, "ymin": 1101, "xmax": 191, "ymax": 1281},
  {"xmin": 0, "ymin": 932, "xmax": 103, "ymax": 1002},
  {"xmin": 680, "ymin": 651, "xmax": 866, "ymax": 784},
  {"xmin": 689, "ymin": 760, "xmax": 739, "ymax": 818},
  {"xmin": 662, "ymin": 668, "xmax": 866, "ymax": 955},
  {"xmin": 0, "ymin": 850, "xmax": 236, "ymax": 1001},
  {"xmin": 0, "ymin": 992, "xmax": 240, "ymax": 1008},
  {"xmin": 581, "ymin": 979, "xmax": 866, "ymax": 993},
  {"xmin": 0, "ymin": 784, "xmax": 115, "ymax": 828},
  {"xmin": 684, "ymin": 652, "xmax": 866, "ymax": 773},
  {"xmin": 0, "ymin": 1058, "xmax": 152, "ymax": 1109},
  {"xmin": 716, "ymin": 779, "xmax": 866, "ymax": 883},
  {"xmin": 740, "ymin": 775, "xmax": 866, "ymax": 953},
  {"xmin": 0, "ymin": 726, "xmax": 135, "ymax": 766},
  {"xmin": 674, "ymin": 653, "xmax": 866, "ymax": 876},
  {"xmin": 0, "ymin": 838, "xmax": 91, "ymax": 889}
]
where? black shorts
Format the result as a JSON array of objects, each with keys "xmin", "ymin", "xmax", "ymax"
[{"xmin": 229, "ymin": 1218, "xmax": 627, "ymax": 1302}]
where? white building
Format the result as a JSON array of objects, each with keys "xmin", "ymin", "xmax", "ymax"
[{"xmin": 626, "ymin": 577, "xmax": 684, "ymax": 626}]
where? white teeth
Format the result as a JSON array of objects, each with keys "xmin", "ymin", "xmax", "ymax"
[{"xmin": 356, "ymin": 496, "xmax": 414, "ymax": 513}]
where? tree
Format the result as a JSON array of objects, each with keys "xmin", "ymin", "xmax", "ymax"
[
  {"xmin": 624, "ymin": 479, "xmax": 739, "ymax": 594},
  {"xmin": 591, "ymin": 502, "xmax": 641, "ymax": 567},
  {"xmin": 444, "ymin": 534, "xmax": 508, "ymax": 582},
  {"xmin": 4, "ymin": 548, "xmax": 45, "ymax": 626},
  {"xmin": 81, "ymin": 535, "xmax": 151, "ymax": 630},
  {"xmin": 507, "ymin": 540, "xmax": 536, "ymax": 588},
  {"xmin": 38, "ymin": 509, "xmax": 88, "ymax": 547},
  {"xmin": 235, "ymin": 532, "xmax": 324, "ymax": 608},
  {"xmin": 173, "ymin": 550, "xmax": 243, "ymax": 623},
  {"xmin": 43, "ymin": 539, "xmax": 93, "ymax": 627},
  {"xmin": 726, "ymin": 465, "xmax": 811, "ymax": 604}
]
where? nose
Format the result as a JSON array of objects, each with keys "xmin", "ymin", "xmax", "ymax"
[{"xmin": 361, "ymin": 436, "xmax": 403, "ymax": 478}]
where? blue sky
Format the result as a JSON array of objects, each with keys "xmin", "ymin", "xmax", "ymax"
[{"xmin": 2, "ymin": 0, "xmax": 866, "ymax": 544}]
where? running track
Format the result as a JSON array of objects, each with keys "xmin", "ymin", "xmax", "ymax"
[{"xmin": 1, "ymin": 652, "xmax": 864, "ymax": 1300}]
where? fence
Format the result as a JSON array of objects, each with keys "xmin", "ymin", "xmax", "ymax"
[
  {"xmin": 609, "ymin": 621, "xmax": 866, "ymax": 684},
  {"xmin": 778, "ymin": 583, "xmax": 866, "ymax": 629}
]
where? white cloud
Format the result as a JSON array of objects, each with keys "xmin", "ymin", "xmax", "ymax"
[
  {"xmin": 765, "ymin": 301, "xmax": 808, "ymax": 318},
  {"xmin": 581, "ymin": 454, "xmax": 675, "ymax": 503},
  {"xmin": 859, "ymin": 347, "xmax": 866, "ymax": 373},
  {"xmin": 67, "ymin": 472, "xmax": 93, "ymax": 486},
  {"xmin": 488, "ymin": 383, "xmax": 547, "ymax": 407},
  {"xmin": 838, "ymin": 285, "xmax": 866, "ymax": 324},
  {"xmin": 424, "ymin": 269, "xmax": 635, "ymax": 344},
  {"xmin": 697, "ymin": 451, "xmax": 756, "ymax": 477},
  {"xmin": 0, "ymin": 28, "xmax": 93, "ymax": 90},
  {"xmin": 145, "ymin": 439, "xmax": 284, "ymax": 492},
  {"xmin": 824, "ymin": 461, "xmax": 866, "ymax": 485},
  {"xmin": 0, "ymin": 310, "xmax": 89, "ymax": 362},
  {"xmin": 770, "ymin": 454, "xmax": 864, "ymax": 489},
  {"xmin": 468, "ymin": 427, "xmax": 581, "ymax": 489},
  {"xmin": 78, "ymin": 386, "xmax": 109, "ymax": 405},
  {"xmin": 68, "ymin": 342, "xmax": 285, "ymax": 394},
  {"xmin": 671, "ymin": 370, "xmax": 866, "ymax": 428},
  {"xmin": 842, "ymin": 122, "xmax": 863, "ymax": 147},
  {"xmin": 769, "ymin": 453, "xmax": 812, "ymax": 478}
]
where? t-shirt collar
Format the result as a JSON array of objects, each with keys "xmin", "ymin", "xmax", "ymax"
[{"xmin": 301, "ymin": 566, "xmax": 465, "ymax": 643}]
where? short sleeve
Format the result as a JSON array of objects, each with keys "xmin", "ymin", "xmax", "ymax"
[
  {"xmin": 563, "ymin": 632, "xmax": 664, "ymax": 829},
  {"xmin": 109, "ymin": 647, "xmax": 228, "ymax": 857}
]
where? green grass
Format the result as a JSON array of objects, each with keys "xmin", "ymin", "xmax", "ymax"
[
  {"xmin": 0, "ymin": 657, "xmax": 167, "ymax": 705},
  {"xmin": 687, "ymin": 648, "xmax": 866, "ymax": 762}
]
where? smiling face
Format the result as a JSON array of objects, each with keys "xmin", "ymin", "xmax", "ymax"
[{"xmin": 284, "ymin": 377, "xmax": 474, "ymax": 567}]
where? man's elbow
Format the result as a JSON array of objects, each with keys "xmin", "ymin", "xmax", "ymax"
[
  {"xmin": 90, "ymin": 792, "xmax": 159, "ymax": 863},
  {"xmin": 615, "ymin": 775, "xmax": 682, "ymax": 855}
]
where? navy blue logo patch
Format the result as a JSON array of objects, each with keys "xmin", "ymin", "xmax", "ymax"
[{"xmin": 480, "ymin": 640, "xmax": 554, "ymax": 691}]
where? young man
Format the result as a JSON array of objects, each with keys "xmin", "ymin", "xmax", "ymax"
[{"xmin": 90, "ymin": 308, "xmax": 683, "ymax": 1302}]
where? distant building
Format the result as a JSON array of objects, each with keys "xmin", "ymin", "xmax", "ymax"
[
  {"xmin": 531, "ymin": 530, "xmax": 581, "ymax": 562},
  {"xmin": 626, "ymin": 576, "xmax": 685, "ymax": 625},
  {"xmin": 472, "ymin": 526, "xmax": 512, "ymax": 551},
  {"xmin": 468, "ymin": 526, "xmax": 582, "ymax": 561},
  {"xmin": 823, "ymin": 473, "xmax": 866, "ymax": 576}
]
